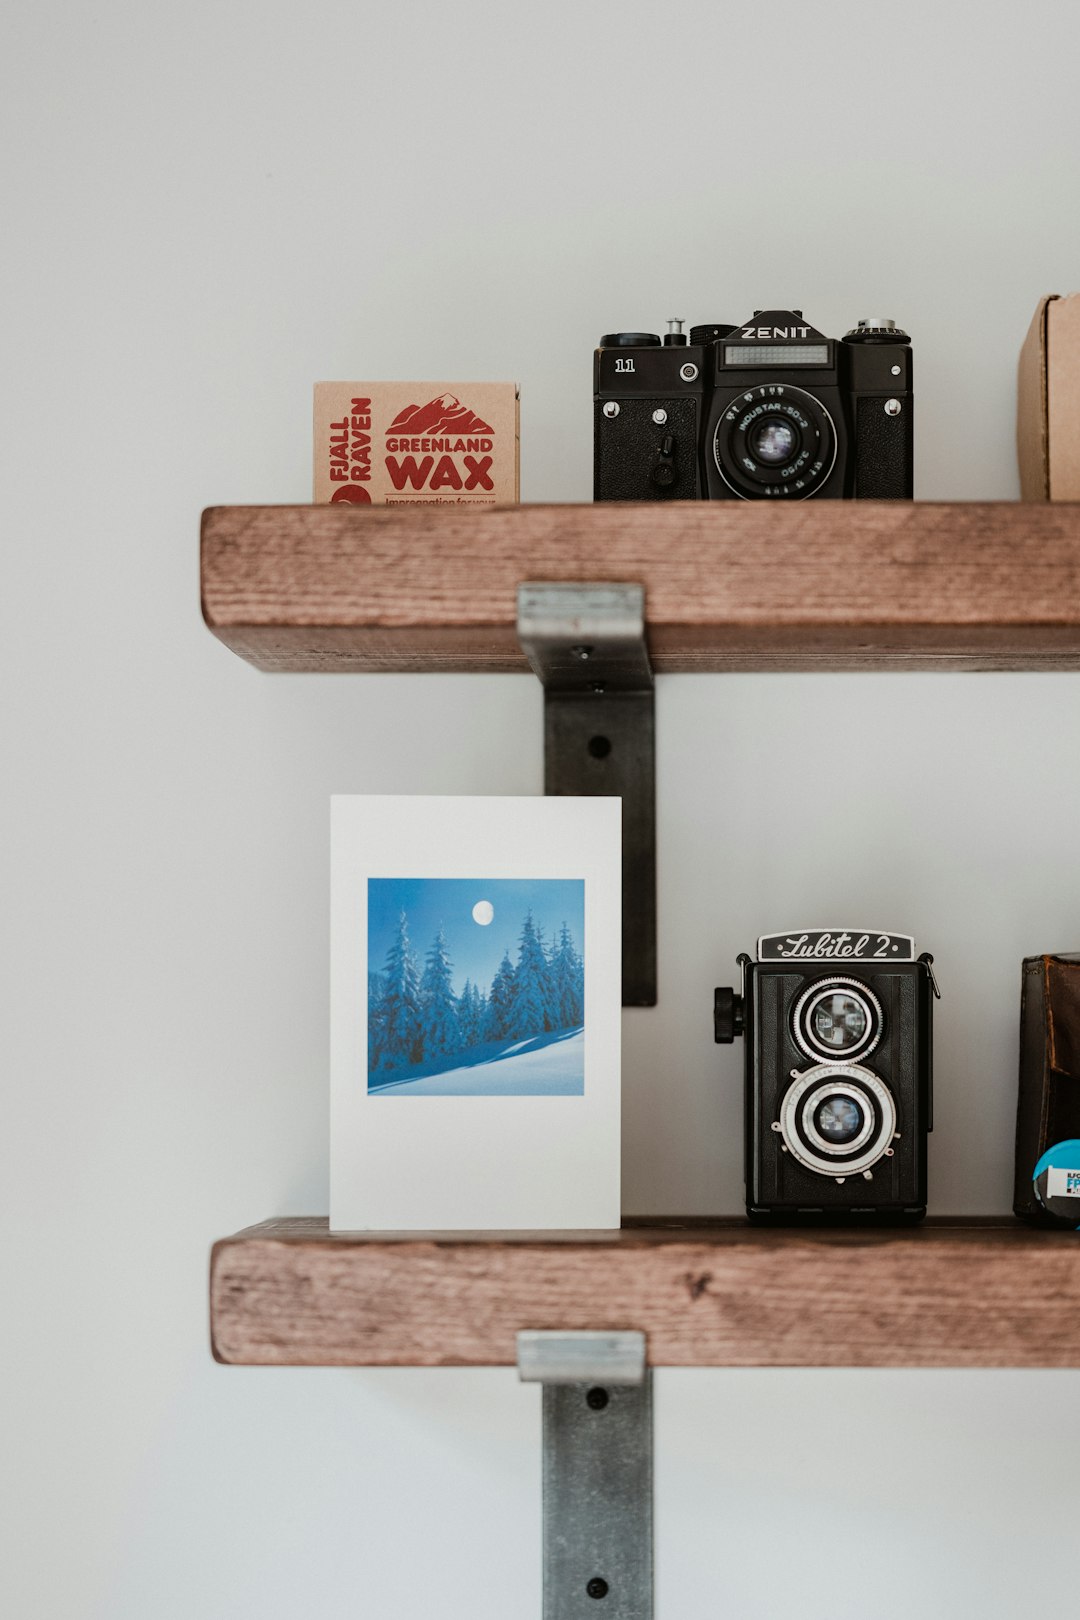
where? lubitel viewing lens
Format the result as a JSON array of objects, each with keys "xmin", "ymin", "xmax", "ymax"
[{"xmin": 812, "ymin": 993, "xmax": 869, "ymax": 1051}]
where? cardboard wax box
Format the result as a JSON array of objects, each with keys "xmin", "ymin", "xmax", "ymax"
[
  {"xmin": 314, "ymin": 381, "xmax": 519, "ymax": 506},
  {"xmin": 1017, "ymin": 294, "xmax": 1080, "ymax": 499}
]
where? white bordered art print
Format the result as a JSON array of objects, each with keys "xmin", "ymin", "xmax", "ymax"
[{"xmin": 330, "ymin": 796, "xmax": 622, "ymax": 1231}]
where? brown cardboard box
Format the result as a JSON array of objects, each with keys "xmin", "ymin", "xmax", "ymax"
[
  {"xmin": 314, "ymin": 381, "xmax": 519, "ymax": 505},
  {"xmin": 1017, "ymin": 295, "xmax": 1080, "ymax": 499}
]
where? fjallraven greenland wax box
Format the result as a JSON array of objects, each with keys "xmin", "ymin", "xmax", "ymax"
[
  {"xmin": 1017, "ymin": 295, "xmax": 1080, "ymax": 499},
  {"xmin": 314, "ymin": 382, "xmax": 519, "ymax": 505}
]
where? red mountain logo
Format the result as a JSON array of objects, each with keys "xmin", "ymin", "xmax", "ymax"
[{"xmin": 388, "ymin": 393, "xmax": 494, "ymax": 436}]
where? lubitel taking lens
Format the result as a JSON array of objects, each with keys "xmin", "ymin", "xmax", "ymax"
[{"xmin": 814, "ymin": 1093, "xmax": 865, "ymax": 1144}]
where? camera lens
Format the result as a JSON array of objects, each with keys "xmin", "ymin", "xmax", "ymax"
[
  {"xmin": 749, "ymin": 416, "xmax": 798, "ymax": 466},
  {"xmin": 712, "ymin": 383, "xmax": 836, "ymax": 500},
  {"xmin": 794, "ymin": 979, "xmax": 882, "ymax": 1064},
  {"xmin": 814, "ymin": 1093, "xmax": 865, "ymax": 1145},
  {"xmin": 812, "ymin": 993, "xmax": 869, "ymax": 1052},
  {"xmin": 782, "ymin": 1066, "xmax": 897, "ymax": 1177}
]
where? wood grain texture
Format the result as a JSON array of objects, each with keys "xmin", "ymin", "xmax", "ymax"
[
  {"xmin": 200, "ymin": 502, "xmax": 1080, "ymax": 672},
  {"xmin": 210, "ymin": 1218, "xmax": 1080, "ymax": 1369}
]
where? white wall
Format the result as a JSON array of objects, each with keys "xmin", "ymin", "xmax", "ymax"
[{"xmin": 3, "ymin": 1, "xmax": 1079, "ymax": 1615}]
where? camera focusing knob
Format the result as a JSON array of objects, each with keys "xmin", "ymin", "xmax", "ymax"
[
  {"xmin": 713, "ymin": 986, "xmax": 745, "ymax": 1043},
  {"xmin": 844, "ymin": 318, "xmax": 910, "ymax": 345}
]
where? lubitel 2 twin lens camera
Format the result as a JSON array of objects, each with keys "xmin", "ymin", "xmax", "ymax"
[
  {"xmin": 594, "ymin": 309, "xmax": 913, "ymax": 501},
  {"xmin": 715, "ymin": 929, "xmax": 939, "ymax": 1222}
]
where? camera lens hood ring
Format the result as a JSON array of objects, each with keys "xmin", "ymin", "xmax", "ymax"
[
  {"xmin": 712, "ymin": 383, "xmax": 837, "ymax": 500},
  {"xmin": 780, "ymin": 1063, "xmax": 897, "ymax": 1178},
  {"xmin": 792, "ymin": 977, "xmax": 883, "ymax": 1064}
]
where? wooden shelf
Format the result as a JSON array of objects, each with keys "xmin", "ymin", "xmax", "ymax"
[
  {"xmin": 210, "ymin": 1218, "xmax": 1080, "ymax": 1369},
  {"xmin": 200, "ymin": 501, "xmax": 1080, "ymax": 673},
  {"xmin": 204, "ymin": 510, "xmax": 1080, "ymax": 1370}
]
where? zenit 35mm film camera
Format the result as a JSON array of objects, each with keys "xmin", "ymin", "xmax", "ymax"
[
  {"xmin": 715, "ymin": 930, "xmax": 938, "ymax": 1222},
  {"xmin": 594, "ymin": 309, "xmax": 913, "ymax": 501}
]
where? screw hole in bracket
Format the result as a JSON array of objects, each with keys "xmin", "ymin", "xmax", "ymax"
[{"xmin": 587, "ymin": 735, "xmax": 612, "ymax": 759}]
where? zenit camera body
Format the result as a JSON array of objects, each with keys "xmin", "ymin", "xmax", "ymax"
[
  {"xmin": 715, "ymin": 929, "xmax": 937, "ymax": 1223},
  {"xmin": 594, "ymin": 309, "xmax": 913, "ymax": 502}
]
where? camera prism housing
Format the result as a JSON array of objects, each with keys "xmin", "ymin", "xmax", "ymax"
[
  {"xmin": 594, "ymin": 311, "xmax": 913, "ymax": 501},
  {"xmin": 715, "ymin": 929, "xmax": 936, "ymax": 1222}
]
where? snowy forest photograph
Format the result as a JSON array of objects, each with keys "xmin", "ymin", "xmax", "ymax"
[{"xmin": 366, "ymin": 877, "xmax": 585, "ymax": 1095}]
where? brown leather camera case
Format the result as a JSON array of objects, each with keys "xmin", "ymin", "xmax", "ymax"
[{"xmin": 1014, "ymin": 953, "xmax": 1080, "ymax": 1220}]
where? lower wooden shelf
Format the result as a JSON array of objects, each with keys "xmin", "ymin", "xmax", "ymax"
[{"xmin": 210, "ymin": 1217, "xmax": 1080, "ymax": 1369}]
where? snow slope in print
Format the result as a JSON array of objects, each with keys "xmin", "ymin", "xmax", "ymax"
[{"xmin": 369, "ymin": 1026, "xmax": 584, "ymax": 1097}]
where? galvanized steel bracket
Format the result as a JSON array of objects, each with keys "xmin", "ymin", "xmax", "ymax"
[
  {"xmin": 516, "ymin": 583, "xmax": 656, "ymax": 1007},
  {"xmin": 517, "ymin": 1330, "xmax": 653, "ymax": 1620}
]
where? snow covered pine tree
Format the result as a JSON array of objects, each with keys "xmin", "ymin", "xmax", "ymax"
[
  {"xmin": 550, "ymin": 921, "xmax": 584, "ymax": 1027},
  {"xmin": 419, "ymin": 927, "xmax": 460, "ymax": 1058},
  {"xmin": 457, "ymin": 978, "xmax": 480, "ymax": 1047},
  {"xmin": 370, "ymin": 909, "xmax": 422, "ymax": 1071},
  {"xmin": 510, "ymin": 910, "xmax": 554, "ymax": 1039},
  {"xmin": 484, "ymin": 950, "xmax": 516, "ymax": 1042}
]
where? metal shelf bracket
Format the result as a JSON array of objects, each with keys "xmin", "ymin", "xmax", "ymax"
[
  {"xmin": 517, "ymin": 583, "xmax": 656, "ymax": 1006},
  {"xmin": 518, "ymin": 1331, "xmax": 653, "ymax": 1620}
]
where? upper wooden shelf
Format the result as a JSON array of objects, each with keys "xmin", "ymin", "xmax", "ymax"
[
  {"xmin": 201, "ymin": 501, "xmax": 1080, "ymax": 673},
  {"xmin": 210, "ymin": 1218, "xmax": 1080, "ymax": 1369}
]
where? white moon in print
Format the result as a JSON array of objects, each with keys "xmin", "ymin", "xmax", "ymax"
[{"xmin": 472, "ymin": 899, "xmax": 494, "ymax": 925}]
